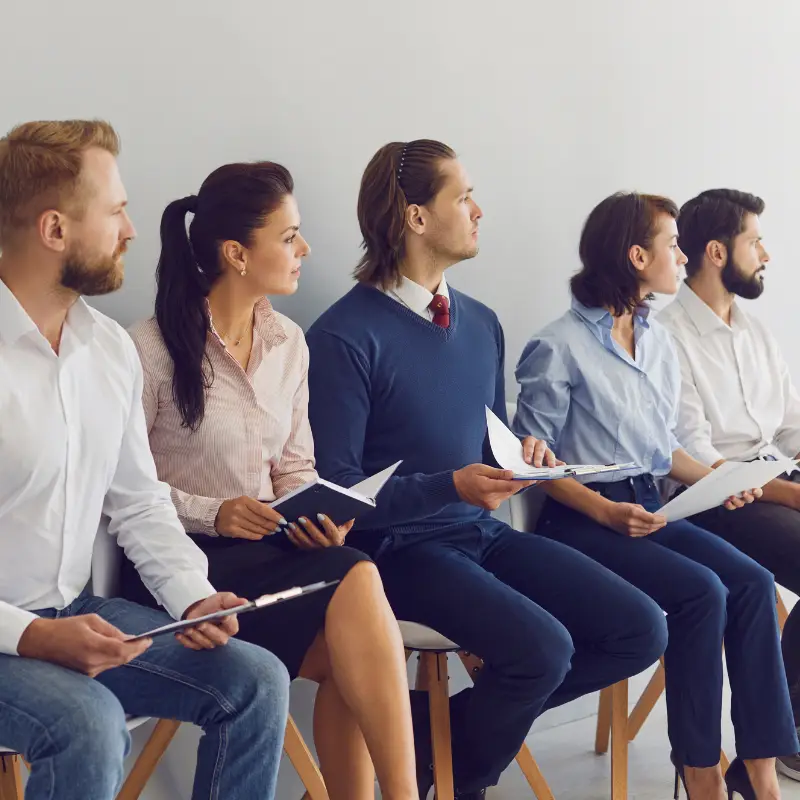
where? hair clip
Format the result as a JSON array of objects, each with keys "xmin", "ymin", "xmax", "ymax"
[{"xmin": 397, "ymin": 144, "xmax": 409, "ymax": 179}]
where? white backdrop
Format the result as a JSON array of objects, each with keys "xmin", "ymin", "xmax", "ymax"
[
  {"xmin": 4, "ymin": 0, "xmax": 799, "ymax": 396},
  {"xmin": 4, "ymin": 1, "xmax": 800, "ymax": 796}
]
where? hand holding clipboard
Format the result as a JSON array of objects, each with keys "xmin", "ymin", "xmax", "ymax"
[{"xmin": 128, "ymin": 581, "xmax": 340, "ymax": 642}]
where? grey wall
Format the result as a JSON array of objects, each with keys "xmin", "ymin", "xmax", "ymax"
[
  {"xmin": 4, "ymin": 1, "xmax": 800, "ymax": 796},
  {"xmin": 5, "ymin": 0, "xmax": 800, "ymax": 394}
]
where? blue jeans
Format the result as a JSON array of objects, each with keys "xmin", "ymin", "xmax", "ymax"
[
  {"xmin": 538, "ymin": 474, "xmax": 799, "ymax": 766},
  {"xmin": 0, "ymin": 593, "xmax": 290, "ymax": 800}
]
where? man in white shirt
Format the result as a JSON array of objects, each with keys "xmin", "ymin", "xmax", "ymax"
[
  {"xmin": 659, "ymin": 188, "xmax": 800, "ymax": 779},
  {"xmin": 0, "ymin": 120, "xmax": 290, "ymax": 799}
]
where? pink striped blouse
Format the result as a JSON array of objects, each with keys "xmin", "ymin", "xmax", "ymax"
[{"xmin": 130, "ymin": 298, "xmax": 317, "ymax": 535}]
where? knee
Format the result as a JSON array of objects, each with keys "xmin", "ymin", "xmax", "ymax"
[
  {"xmin": 687, "ymin": 570, "xmax": 729, "ymax": 621},
  {"xmin": 339, "ymin": 558, "xmax": 382, "ymax": 593},
  {"xmin": 518, "ymin": 615, "xmax": 575, "ymax": 694},
  {"xmin": 626, "ymin": 594, "xmax": 669, "ymax": 669},
  {"xmin": 734, "ymin": 559, "xmax": 777, "ymax": 604},
  {"xmin": 209, "ymin": 641, "xmax": 290, "ymax": 727}
]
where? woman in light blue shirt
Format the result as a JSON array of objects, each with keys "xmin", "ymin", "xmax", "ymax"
[{"xmin": 514, "ymin": 192, "xmax": 797, "ymax": 800}]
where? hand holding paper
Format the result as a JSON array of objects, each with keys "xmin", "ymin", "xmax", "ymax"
[
  {"xmin": 658, "ymin": 459, "xmax": 796, "ymax": 522},
  {"xmin": 485, "ymin": 407, "xmax": 637, "ymax": 481}
]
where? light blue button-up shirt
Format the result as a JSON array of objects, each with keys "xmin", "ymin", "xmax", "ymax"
[{"xmin": 513, "ymin": 298, "xmax": 682, "ymax": 481}]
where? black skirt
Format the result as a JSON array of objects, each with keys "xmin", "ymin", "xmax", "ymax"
[{"xmin": 120, "ymin": 534, "xmax": 371, "ymax": 678}]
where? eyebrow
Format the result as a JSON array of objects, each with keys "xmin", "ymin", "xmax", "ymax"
[{"xmin": 281, "ymin": 224, "xmax": 300, "ymax": 234}]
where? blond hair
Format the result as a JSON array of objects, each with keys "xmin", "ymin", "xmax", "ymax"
[{"xmin": 0, "ymin": 119, "xmax": 120, "ymax": 243}]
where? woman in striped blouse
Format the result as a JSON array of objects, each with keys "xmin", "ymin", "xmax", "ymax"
[{"xmin": 123, "ymin": 162, "xmax": 417, "ymax": 800}]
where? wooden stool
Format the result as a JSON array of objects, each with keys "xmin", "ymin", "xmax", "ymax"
[{"xmin": 401, "ymin": 620, "xmax": 558, "ymax": 800}]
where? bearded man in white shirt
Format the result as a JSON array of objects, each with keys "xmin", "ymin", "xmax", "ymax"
[
  {"xmin": 659, "ymin": 188, "xmax": 800, "ymax": 780},
  {"xmin": 0, "ymin": 120, "xmax": 290, "ymax": 800}
]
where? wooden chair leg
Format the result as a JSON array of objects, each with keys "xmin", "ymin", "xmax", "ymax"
[
  {"xmin": 627, "ymin": 659, "xmax": 666, "ymax": 741},
  {"xmin": 283, "ymin": 715, "xmax": 329, "ymax": 800},
  {"xmin": 778, "ymin": 592, "xmax": 789, "ymax": 633},
  {"xmin": 457, "ymin": 652, "xmax": 555, "ymax": 800},
  {"xmin": 117, "ymin": 719, "xmax": 181, "ymax": 800},
  {"xmin": 0, "ymin": 755, "xmax": 23, "ymax": 800},
  {"xmin": 514, "ymin": 745, "xmax": 556, "ymax": 800},
  {"xmin": 423, "ymin": 652, "xmax": 454, "ymax": 800},
  {"xmin": 595, "ymin": 686, "xmax": 613, "ymax": 755},
  {"xmin": 415, "ymin": 652, "xmax": 430, "ymax": 691},
  {"xmin": 610, "ymin": 681, "xmax": 628, "ymax": 800}
]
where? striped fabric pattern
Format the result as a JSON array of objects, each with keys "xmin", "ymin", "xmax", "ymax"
[{"xmin": 130, "ymin": 298, "xmax": 317, "ymax": 536}]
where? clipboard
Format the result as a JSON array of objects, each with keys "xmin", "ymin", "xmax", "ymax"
[{"xmin": 128, "ymin": 580, "xmax": 339, "ymax": 641}]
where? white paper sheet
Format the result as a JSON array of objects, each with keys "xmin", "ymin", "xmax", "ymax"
[
  {"xmin": 350, "ymin": 461, "xmax": 402, "ymax": 501},
  {"xmin": 658, "ymin": 458, "xmax": 798, "ymax": 521},
  {"xmin": 485, "ymin": 407, "xmax": 636, "ymax": 480}
]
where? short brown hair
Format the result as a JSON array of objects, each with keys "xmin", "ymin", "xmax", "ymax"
[
  {"xmin": 0, "ymin": 119, "xmax": 120, "ymax": 244},
  {"xmin": 354, "ymin": 139, "xmax": 456, "ymax": 288},
  {"xmin": 678, "ymin": 189, "xmax": 765, "ymax": 278},
  {"xmin": 571, "ymin": 192, "xmax": 679, "ymax": 316}
]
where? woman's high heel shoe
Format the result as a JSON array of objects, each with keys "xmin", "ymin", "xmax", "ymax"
[
  {"xmin": 670, "ymin": 751, "xmax": 690, "ymax": 799},
  {"xmin": 724, "ymin": 758, "xmax": 756, "ymax": 800}
]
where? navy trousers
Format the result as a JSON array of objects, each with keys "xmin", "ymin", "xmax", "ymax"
[
  {"xmin": 537, "ymin": 474, "xmax": 799, "ymax": 767},
  {"xmin": 356, "ymin": 518, "xmax": 667, "ymax": 792}
]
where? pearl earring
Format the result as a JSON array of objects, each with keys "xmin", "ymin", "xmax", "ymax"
[{"xmin": 240, "ymin": 269, "xmax": 247, "ymax": 277}]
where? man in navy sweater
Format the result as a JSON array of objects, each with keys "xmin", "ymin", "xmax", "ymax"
[{"xmin": 306, "ymin": 139, "xmax": 667, "ymax": 798}]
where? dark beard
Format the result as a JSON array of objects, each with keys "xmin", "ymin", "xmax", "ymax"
[
  {"xmin": 721, "ymin": 257, "xmax": 764, "ymax": 300},
  {"xmin": 60, "ymin": 242, "xmax": 126, "ymax": 296}
]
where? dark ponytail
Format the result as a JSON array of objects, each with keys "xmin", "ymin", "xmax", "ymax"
[
  {"xmin": 354, "ymin": 139, "xmax": 456, "ymax": 289},
  {"xmin": 154, "ymin": 162, "xmax": 294, "ymax": 430}
]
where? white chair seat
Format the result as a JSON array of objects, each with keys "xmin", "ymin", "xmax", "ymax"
[
  {"xmin": 0, "ymin": 716, "xmax": 152, "ymax": 756},
  {"xmin": 399, "ymin": 621, "xmax": 459, "ymax": 652}
]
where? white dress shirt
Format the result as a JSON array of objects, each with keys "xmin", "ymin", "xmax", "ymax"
[
  {"xmin": 384, "ymin": 275, "xmax": 450, "ymax": 320},
  {"xmin": 657, "ymin": 282, "xmax": 800, "ymax": 465},
  {"xmin": 0, "ymin": 280, "xmax": 215, "ymax": 656}
]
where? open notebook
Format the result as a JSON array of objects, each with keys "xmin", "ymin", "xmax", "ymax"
[
  {"xmin": 267, "ymin": 462, "xmax": 401, "ymax": 525},
  {"xmin": 486, "ymin": 407, "xmax": 636, "ymax": 480}
]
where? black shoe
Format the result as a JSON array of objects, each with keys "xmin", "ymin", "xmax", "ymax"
[
  {"xmin": 724, "ymin": 758, "xmax": 756, "ymax": 800},
  {"xmin": 410, "ymin": 690, "xmax": 433, "ymax": 799},
  {"xmin": 670, "ymin": 751, "xmax": 689, "ymax": 800},
  {"xmin": 454, "ymin": 791, "xmax": 486, "ymax": 799}
]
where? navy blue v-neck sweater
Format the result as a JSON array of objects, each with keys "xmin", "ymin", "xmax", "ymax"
[{"xmin": 306, "ymin": 282, "xmax": 508, "ymax": 540}]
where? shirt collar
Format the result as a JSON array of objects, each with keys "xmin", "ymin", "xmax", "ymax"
[
  {"xmin": 386, "ymin": 274, "xmax": 449, "ymax": 316},
  {"xmin": 252, "ymin": 296, "xmax": 288, "ymax": 349},
  {"xmin": 675, "ymin": 281, "xmax": 736, "ymax": 336},
  {"xmin": 0, "ymin": 278, "xmax": 95, "ymax": 347},
  {"xmin": 570, "ymin": 296, "xmax": 651, "ymax": 331}
]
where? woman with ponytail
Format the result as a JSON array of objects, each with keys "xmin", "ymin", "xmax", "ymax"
[{"xmin": 124, "ymin": 162, "xmax": 418, "ymax": 800}]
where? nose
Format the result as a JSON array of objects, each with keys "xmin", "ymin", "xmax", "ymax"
[
  {"xmin": 123, "ymin": 210, "xmax": 137, "ymax": 240},
  {"xmin": 300, "ymin": 234, "xmax": 310, "ymax": 257}
]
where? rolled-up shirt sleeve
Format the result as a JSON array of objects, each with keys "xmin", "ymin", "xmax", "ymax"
[{"xmin": 513, "ymin": 335, "xmax": 572, "ymax": 449}]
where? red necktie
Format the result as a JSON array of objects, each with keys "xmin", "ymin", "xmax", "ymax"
[{"xmin": 429, "ymin": 294, "xmax": 450, "ymax": 328}]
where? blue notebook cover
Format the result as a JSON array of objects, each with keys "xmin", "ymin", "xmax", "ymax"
[{"xmin": 268, "ymin": 462, "xmax": 401, "ymax": 526}]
